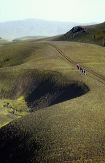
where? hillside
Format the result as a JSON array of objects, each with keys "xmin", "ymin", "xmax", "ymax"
[
  {"xmin": 0, "ymin": 19, "xmax": 78, "ymax": 40},
  {"xmin": 55, "ymin": 22, "xmax": 105, "ymax": 46},
  {"xmin": 0, "ymin": 40, "xmax": 105, "ymax": 162}
]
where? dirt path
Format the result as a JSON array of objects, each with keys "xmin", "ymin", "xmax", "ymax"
[{"xmin": 49, "ymin": 43, "xmax": 105, "ymax": 86}]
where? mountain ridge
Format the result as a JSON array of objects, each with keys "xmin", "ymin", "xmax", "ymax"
[
  {"xmin": 54, "ymin": 22, "xmax": 105, "ymax": 46},
  {"xmin": 0, "ymin": 19, "xmax": 79, "ymax": 40}
]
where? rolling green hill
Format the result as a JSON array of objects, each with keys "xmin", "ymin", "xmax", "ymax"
[
  {"xmin": 54, "ymin": 22, "xmax": 105, "ymax": 46},
  {"xmin": 0, "ymin": 39, "xmax": 105, "ymax": 162}
]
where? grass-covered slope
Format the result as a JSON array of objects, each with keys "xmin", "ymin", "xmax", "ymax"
[
  {"xmin": 0, "ymin": 42, "xmax": 38, "ymax": 67},
  {"xmin": 1, "ymin": 40, "xmax": 105, "ymax": 162},
  {"xmin": 0, "ymin": 77, "xmax": 105, "ymax": 163},
  {"xmin": 54, "ymin": 22, "xmax": 105, "ymax": 46},
  {"xmin": 0, "ymin": 40, "xmax": 89, "ymax": 127}
]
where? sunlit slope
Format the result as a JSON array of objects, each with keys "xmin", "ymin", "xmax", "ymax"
[
  {"xmin": 0, "ymin": 40, "xmax": 88, "ymax": 127},
  {"xmin": 0, "ymin": 40, "xmax": 105, "ymax": 162},
  {"xmin": 0, "ymin": 76, "xmax": 105, "ymax": 163},
  {"xmin": 51, "ymin": 41, "xmax": 105, "ymax": 76}
]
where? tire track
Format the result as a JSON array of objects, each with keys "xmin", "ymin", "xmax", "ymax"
[{"xmin": 49, "ymin": 43, "xmax": 105, "ymax": 86}]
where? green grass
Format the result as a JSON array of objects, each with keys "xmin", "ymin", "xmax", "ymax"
[
  {"xmin": 0, "ymin": 41, "xmax": 40, "ymax": 67},
  {"xmin": 53, "ymin": 41, "xmax": 105, "ymax": 76},
  {"xmin": 0, "ymin": 39, "xmax": 105, "ymax": 162}
]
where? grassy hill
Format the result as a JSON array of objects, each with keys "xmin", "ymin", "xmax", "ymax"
[
  {"xmin": 0, "ymin": 39, "xmax": 105, "ymax": 162},
  {"xmin": 54, "ymin": 22, "xmax": 105, "ymax": 46}
]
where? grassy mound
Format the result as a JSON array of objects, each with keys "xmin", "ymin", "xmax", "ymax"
[
  {"xmin": 0, "ymin": 69, "xmax": 89, "ymax": 110},
  {"xmin": 0, "ymin": 41, "xmax": 39, "ymax": 68},
  {"xmin": 2, "ymin": 40, "xmax": 105, "ymax": 162},
  {"xmin": 0, "ymin": 69, "xmax": 89, "ymax": 163}
]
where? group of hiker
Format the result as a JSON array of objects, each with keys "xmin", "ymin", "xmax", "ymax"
[{"xmin": 76, "ymin": 64, "xmax": 86, "ymax": 75}]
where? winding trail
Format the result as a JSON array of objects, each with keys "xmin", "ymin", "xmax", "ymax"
[{"xmin": 49, "ymin": 42, "xmax": 105, "ymax": 86}]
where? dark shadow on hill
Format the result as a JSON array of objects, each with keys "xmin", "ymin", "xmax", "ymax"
[
  {"xmin": 0, "ymin": 70, "xmax": 90, "ymax": 163},
  {"xmin": 0, "ymin": 78, "xmax": 89, "ymax": 163},
  {"xmin": 0, "ymin": 69, "xmax": 89, "ymax": 111},
  {"xmin": 0, "ymin": 124, "xmax": 41, "ymax": 163},
  {"xmin": 25, "ymin": 77, "xmax": 89, "ymax": 111}
]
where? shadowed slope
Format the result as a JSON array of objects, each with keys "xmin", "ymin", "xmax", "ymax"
[
  {"xmin": 0, "ymin": 69, "xmax": 90, "ymax": 163},
  {"xmin": 0, "ymin": 69, "xmax": 89, "ymax": 110},
  {"xmin": 1, "ymin": 38, "xmax": 105, "ymax": 162},
  {"xmin": 26, "ymin": 76, "xmax": 89, "ymax": 110}
]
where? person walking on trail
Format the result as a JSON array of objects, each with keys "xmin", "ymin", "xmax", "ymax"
[
  {"xmin": 76, "ymin": 64, "xmax": 87, "ymax": 75},
  {"xmin": 76, "ymin": 64, "xmax": 80, "ymax": 70},
  {"xmin": 83, "ymin": 68, "xmax": 86, "ymax": 75},
  {"xmin": 80, "ymin": 67, "xmax": 87, "ymax": 75},
  {"xmin": 80, "ymin": 67, "xmax": 83, "ymax": 75}
]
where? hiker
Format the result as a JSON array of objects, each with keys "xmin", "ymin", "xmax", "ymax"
[
  {"xmin": 80, "ymin": 67, "xmax": 84, "ymax": 75},
  {"xmin": 83, "ymin": 68, "xmax": 86, "ymax": 75},
  {"xmin": 76, "ymin": 64, "xmax": 80, "ymax": 70},
  {"xmin": 76, "ymin": 64, "xmax": 86, "ymax": 75}
]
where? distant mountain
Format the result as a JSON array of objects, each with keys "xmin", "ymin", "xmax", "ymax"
[
  {"xmin": 13, "ymin": 36, "xmax": 46, "ymax": 42},
  {"xmin": 0, "ymin": 19, "xmax": 79, "ymax": 40},
  {"xmin": 0, "ymin": 37, "xmax": 9, "ymax": 44},
  {"xmin": 55, "ymin": 22, "xmax": 105, "ymax": 46}
]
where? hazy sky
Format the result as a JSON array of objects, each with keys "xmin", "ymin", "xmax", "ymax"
[{"xmin": 0, "ymin": 0, "xmax": 105, "ymax": 23}]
